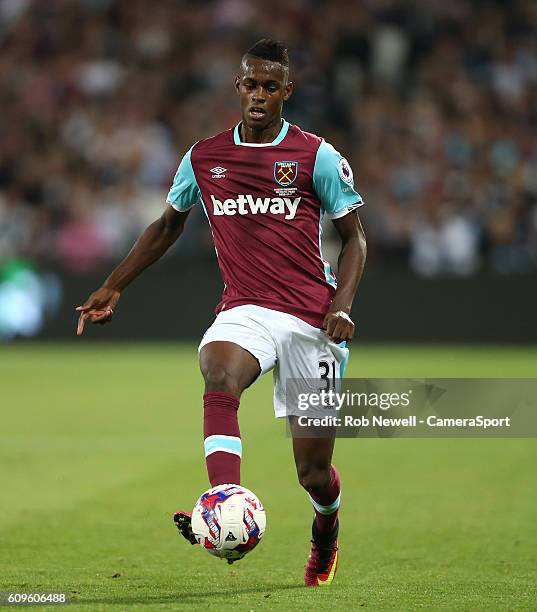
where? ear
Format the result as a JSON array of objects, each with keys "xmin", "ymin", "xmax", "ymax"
[
  {"xmin": 234, "ymin": 76, "xmax": 241, "ymax": 94},
  {"xmin": 283, "ymin": 81, "xmax": 293, "ymax": 102}
]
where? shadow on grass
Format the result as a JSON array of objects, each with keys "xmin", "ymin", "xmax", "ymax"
[{"xmin": 74, "ymin": 583, "xmax": 306, "ymax": 606}]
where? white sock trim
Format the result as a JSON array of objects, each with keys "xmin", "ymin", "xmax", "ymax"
[
  {"xmin": 309, "ymin": 492, "xmax": 341, "ymax": 515},
  {"xmin": 204, "ymin": 435, "xmax": 242, "ymax": 458}
]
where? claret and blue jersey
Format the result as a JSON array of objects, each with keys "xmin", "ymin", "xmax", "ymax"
[{"xmin": 167, "ymin": 119, "xmax": 363, "ymax": 329}]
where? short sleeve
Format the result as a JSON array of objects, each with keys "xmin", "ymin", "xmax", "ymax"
[
  {"xmin": 166, "ymin": 146, "xmax": 201, "ymax": 212},
  {"xmin": 313, "ymin": 140, "xmax": 363, "ymax": 219}
]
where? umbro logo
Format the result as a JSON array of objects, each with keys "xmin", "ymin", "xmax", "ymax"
[{"xmin": 210, "ymin": 166, "xmax": 226, "ymax": 179}]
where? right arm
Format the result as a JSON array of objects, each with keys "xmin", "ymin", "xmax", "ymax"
[{"xmin": 76, "ymin": 205, "xmax": 190, "ymax": 335}]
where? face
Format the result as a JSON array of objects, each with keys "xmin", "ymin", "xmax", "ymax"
[{"xmin": 235, "ymin": 56, "xmax": 293, "ymax": 130}]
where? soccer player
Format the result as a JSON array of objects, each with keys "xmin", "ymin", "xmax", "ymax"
[{"xmin": 76, "ymin": 39, "xmax": 366, "ymax": 587}]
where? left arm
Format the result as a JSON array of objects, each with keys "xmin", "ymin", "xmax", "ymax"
[{"xmin": 323, "ymin": 210, "xmax": 367, "ymax": 343}]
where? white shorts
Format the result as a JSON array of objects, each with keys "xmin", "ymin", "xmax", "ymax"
[{"xmin": 198, "ymin": 305, "xmax": 349, "ymax": 418}]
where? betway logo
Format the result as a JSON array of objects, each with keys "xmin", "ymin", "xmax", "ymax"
[{"xmin": 210, "ymin": 194, "xmax": 300, "ymax": 220}]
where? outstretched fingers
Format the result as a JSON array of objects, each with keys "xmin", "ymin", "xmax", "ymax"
[
  {"xmin": 76, "ymin": 311, "xmax": 90, "ymax": 336},
  {"xmin": 76, "ymin": 307, "xmax": 114, "ymax": 335}
]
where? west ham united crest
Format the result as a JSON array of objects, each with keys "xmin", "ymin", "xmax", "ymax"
[{"xmin": 274, "ymin": 161, "xmax": 298, "ymax": 186}]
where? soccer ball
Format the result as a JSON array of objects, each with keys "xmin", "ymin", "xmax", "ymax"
[{"xmin": 191, "ymin": 484, "xmax": 266, "ymax": 562}]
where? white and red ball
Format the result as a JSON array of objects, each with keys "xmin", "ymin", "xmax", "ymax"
[{"xmin": 191, "ymin": 484, "xmax": 266, "ymax": 561}]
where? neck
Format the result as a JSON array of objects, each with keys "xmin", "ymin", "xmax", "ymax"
[{"xmin": 241, "ymin": 117, "xmax": 283, "ymax": 144}]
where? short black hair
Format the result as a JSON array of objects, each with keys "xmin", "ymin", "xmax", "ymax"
[{"xmin": 244, "ymin": 38, "xmax": 289, "ymax": 69}]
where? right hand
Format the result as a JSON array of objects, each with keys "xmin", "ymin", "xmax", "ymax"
[{"xmin": 75, "ymin": 287, "xmax": 121, "ymax": 336}]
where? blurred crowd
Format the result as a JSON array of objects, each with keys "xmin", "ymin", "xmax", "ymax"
[{"xmin": 0, "ymin": 0, "xmax": 536, "ymax": 276}]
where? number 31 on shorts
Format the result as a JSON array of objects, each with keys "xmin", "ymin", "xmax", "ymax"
[{"xmin": 319, "ymin": 360, "xmax": 336, "ymax": 391}]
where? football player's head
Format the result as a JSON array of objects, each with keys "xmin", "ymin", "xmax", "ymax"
[{"xmin": 236, "ymin": 38, "xmax": 293, "ymax": 131}]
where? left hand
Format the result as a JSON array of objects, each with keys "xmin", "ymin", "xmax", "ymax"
[{"xmin": 323, "ymin": 309, "xmax": 355, "ymax": 343}]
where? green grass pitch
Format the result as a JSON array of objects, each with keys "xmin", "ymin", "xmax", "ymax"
[{"xmin": 1, "ymin": 343, "xmax": 536, "ymax": 611}]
